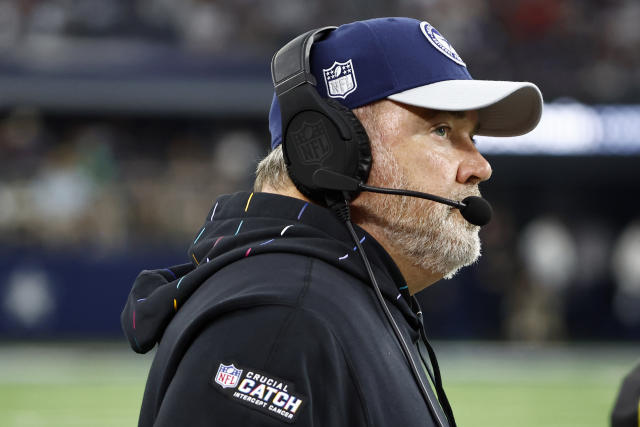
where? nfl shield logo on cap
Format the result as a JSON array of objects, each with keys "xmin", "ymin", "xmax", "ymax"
[
  {"xmin": 323, "ymin": 59, "xmax": 358, "ymax": 99},
  {"xmin": 215, "ymin": 363, "xmax": 243, "ymax": 389}
]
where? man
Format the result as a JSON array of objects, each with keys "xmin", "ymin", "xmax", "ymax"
[
  {"xmin": 611, "ymin": 362, "xmax": 640, "ymax": 427},
  {"xmin": 121, "ymin": 17, "xmax": 542, "ymax": 426}
]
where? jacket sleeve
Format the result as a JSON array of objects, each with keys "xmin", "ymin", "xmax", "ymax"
[{"xmin": 152, "ymin": 304, "xmax": 370, "ymax": 427}]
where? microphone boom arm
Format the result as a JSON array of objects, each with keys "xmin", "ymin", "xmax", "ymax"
[
  {"xmin": 311, "ymin": 168, "xmax": 491, "ymax": 225},
  {"xmin": 358, "ymin": 183, "xmax": 466, "ymax": 210}
]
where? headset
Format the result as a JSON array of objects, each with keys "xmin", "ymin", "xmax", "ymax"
[
  {"xmin": 271, "ymin": 27, "xmax": 457, "ymax": 427},
  {"xmin": 271, "ymin": 27, "xmax": 371, "ymax": 206}
]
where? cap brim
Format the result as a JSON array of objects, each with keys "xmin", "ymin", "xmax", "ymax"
[{"xmin": 387, "ymin": 80, "xmax": 543, "ymax": 137}]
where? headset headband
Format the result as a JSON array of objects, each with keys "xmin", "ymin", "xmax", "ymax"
[
  {"xmin": 271, "ymin": 27, "xmax": 354, "ymax": 147},
  {"xmin": 271, "ymin": 27, "xmax": 337, "ymax": 96}
]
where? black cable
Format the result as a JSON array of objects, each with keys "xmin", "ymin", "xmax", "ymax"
[
  {"xmin": 416, "ymin": 339, "xmax": 437, "ymax": 385},
  {"xmin": 416, "ymin": 313, "xmax": 457, "ymax": 427},
  {"xmin": 330, "ymin": 195, "xmax": 448, "ymax": 427}
]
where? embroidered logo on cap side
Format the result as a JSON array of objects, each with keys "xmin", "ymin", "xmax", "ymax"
[
  {"xmin": 212, "ymin": 361, "xmax": 306, "ymax": 423},
  {"xmin": 420, "ymin": 21, "xmax": 466, "ymax": 67},
  {"xmin": 323, "ymin": 59, "xmax": 358, "ymax": 99}
]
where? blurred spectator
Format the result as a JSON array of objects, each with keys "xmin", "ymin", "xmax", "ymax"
[
  {"xmin": 502, "ymin": 216, "xmax": 576, "ymax": 341},
  {"xmin": 612, "ymin": 221, "xmax": 640, "ymax": 327},
  {"xmin": 29, "ymin": 141, "xmax": 96, "ymax": 245},
  {"xmin": 0, "ymin": 107, "xmax": 48, "ymax": 179}
]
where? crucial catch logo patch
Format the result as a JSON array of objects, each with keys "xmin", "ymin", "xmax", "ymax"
[{"xmin": 212, "ymin": 362, "xmax": 305, "ymax": 423}]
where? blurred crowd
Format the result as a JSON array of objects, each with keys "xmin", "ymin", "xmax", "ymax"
[
  {"xmin": 1, "ymin": 109, "xmax": 639, "ymax": 341},
  {"xmin": 0, "ymin": 0, "xmax": 639, "ymax": 103},
  {"xmin": 1, "ymin": 0, "xmax": 639, "ymax": 341},
  {"xmin": 0, "ymin": 109, "xmax": 263, "ymax": 251}
]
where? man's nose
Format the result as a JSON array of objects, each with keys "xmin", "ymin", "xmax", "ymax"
[{"xmin": 457, "ymin": 148, "xmax": 492, "ymax": 184}]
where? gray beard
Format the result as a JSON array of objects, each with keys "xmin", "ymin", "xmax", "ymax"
[{"xmin": 354, "ymin": 143, "xmax": 482, "ymax": 280}]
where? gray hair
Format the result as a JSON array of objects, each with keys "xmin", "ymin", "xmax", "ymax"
[{"xmin": 253, "ymin": 145, "xmax": 290, "ymax": 192}]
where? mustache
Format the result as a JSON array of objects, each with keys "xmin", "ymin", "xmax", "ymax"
[{"xmin": 449, "ymin": 186, "xmax": 482, "ymax": 201}]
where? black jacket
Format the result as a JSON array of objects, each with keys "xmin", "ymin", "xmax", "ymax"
[{"xmin": 121, "ymin": 191, "xmax": 451, "ymax": 426}]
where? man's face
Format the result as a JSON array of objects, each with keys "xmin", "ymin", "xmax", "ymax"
[{"xmin": 352, "ymin": 100, "xmax": 492, "ymax": 283}]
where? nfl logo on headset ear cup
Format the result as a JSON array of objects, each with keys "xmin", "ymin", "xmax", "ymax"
[{"xmin": 283, "ymin": 98, "xmax": 372, "ymax": 203}]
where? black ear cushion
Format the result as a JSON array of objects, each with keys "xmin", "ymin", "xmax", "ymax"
[
  {"xmin": 286, "ymin": 156, "xmax": 317, "ymax": 202},
  {"xmin": 284, "ymin": 98, "xmax": 372, "ymax": 203},
  {"xmin": 323, "ymin": 98, "xmax": 372, "ymax": 192}
]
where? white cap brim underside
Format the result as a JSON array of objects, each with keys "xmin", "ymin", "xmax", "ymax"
[{"xmin": 387, "ymin": 80, "xmax": 543, "ymax": 137}]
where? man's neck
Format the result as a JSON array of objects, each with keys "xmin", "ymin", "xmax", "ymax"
[
  {"xmin": 354, "ymin": 222, "xmax": 441, "ymax": 294},
  {"xmin": 258, "ymin": 184, "xmax": 441, "ymax": 294},
  {"xmin": 259, "ymin": 184, "xmax": 312, "ymax": 203}
]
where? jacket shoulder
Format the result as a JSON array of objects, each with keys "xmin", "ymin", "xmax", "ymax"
[
  {"xmin": 198, "ymin": 251, "xmax": 369, "ymax": 308},
  {"xmin": 152, "ymin": 303, "xmax": 371, "ymax": 426}
]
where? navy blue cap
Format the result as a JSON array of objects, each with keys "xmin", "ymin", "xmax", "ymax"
[{"xmin": 269, "ymin": 17, "xmax": 543, "ymax": 149}]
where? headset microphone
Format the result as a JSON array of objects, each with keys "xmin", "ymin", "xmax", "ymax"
[{"xmin": 312, "ymin": 168, "xmax": 493, "ymax": 226}]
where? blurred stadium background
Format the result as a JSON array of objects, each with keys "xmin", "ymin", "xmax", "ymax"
[{"xmin": 1, "ymin": 0, "xmax": 639, "ymax": 426}]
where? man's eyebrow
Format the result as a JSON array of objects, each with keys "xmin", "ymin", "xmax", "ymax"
[
  {"xmin": 434, "ymin": 110, "xmax": 481, "ymax": 136},
  {"xmin": 427, "ymin": 110, "xmax": 465, "ymax": 119},
  {"xmin": 448, "ymin": 111, "xmax": 466, "ymax": 119}
]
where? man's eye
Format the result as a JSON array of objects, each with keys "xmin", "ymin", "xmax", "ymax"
[{"xmin": 434, "ymin": 126, "xmax": 448, "ymax": 137}]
